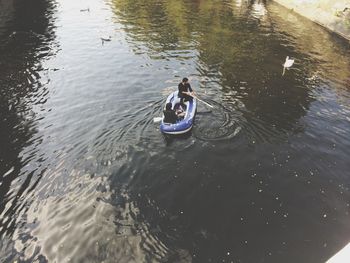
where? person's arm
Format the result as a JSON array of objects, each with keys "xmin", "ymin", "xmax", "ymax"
[
  {"xmin": 177, "ymin": 111, "xmax": 186, "ymax": 117},
  {"xmin": 188, "ymin": 83, "xmax": 193, "ymax": 93},
  {"xmin": 187, "ymin": 83, "xmax": 195, "ymax": 96},
  {"xmin": 183, "ymin": 88, "xmax": 194, "ymax": 97}
]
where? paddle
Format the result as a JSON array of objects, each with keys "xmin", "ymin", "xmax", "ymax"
[
  {"xmin": 153, "ymin": 117, "xmax": 162, "ymax": 123},
  {"xmin": 184, "ymin": 92, "xmax": 214, "ymax": 108}
]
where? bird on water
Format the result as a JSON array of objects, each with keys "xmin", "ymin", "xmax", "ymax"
[{"xmin": 282, "ymin": 56, "xmax": 295, "ymax": 76}]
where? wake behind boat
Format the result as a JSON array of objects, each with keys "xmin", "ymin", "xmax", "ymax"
[{"xmin": 160, "ymin": 91, "xmax": 197, "ymax": 134}]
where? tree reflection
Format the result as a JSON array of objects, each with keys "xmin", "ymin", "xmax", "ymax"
[
  {"xmin": 107, "ymin": 0, "xmax": 350, "ymax": 262},
  {"xmin": 110, "ymin": 0, "xmax": 317, "ymax": 141}
]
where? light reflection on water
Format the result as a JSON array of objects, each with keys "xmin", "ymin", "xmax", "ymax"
[{"xmin": 1, "ymin": 0, "xmax": 350, "ymax": 262}]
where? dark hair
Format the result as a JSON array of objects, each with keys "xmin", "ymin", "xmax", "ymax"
[
  {"xmin": 166, "ymin": 102, "xmax": 172, "ymax": 110},
  {"xmin": 182, "ymin": 77, "xmax": 188, "ymax": 83}
]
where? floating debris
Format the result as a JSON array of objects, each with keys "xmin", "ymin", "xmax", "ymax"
[
  {"xmin": 9, "ymin": 31, "xmax": 17, "ymax": 38},
  {"xmin": 80, "ymin": 8, "xmax": 90, "ymax": 12}
]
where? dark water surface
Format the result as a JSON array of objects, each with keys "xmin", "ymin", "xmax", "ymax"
[{"xmin": 1, "ymin": 0, "xmax": 350, "ymax": 262}]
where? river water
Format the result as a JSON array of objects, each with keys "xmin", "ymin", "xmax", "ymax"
[{"xmin": 1, "ymin": 0, "xmax": 350, "ymax": 262}]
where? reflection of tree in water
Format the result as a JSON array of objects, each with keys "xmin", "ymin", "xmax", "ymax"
[
  {"xmin": 111, "ymin": 0, "xmax": 197, "ymax": 53},
  {"xmin": 0, "ymin": 0, "xmax": 57, "ymax": 259},
  {"xmin": 106, "ymin": 0, "xmax": 342, "ymax": 261},
  {"xmin": 111, "ymin": 0, "xmax": 314, "ymax": 141}
]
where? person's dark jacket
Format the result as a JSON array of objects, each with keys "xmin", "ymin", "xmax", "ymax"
[
  {"xmin": 178, "ymin": 82, "xmax": 193, "ymax": 99},
  {"xmin": 163, "ymin": 109, "xmax": 178, "ymax": 124}
]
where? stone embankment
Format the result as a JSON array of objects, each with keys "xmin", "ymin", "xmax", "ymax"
[{"xmin": 273, "ymin": 0, "xmax": 350, "ymax": 41}]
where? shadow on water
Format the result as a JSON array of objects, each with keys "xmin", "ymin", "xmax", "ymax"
[{"xmin": 0, "ymin": 0, "xmax": 57, "ymax": 260}]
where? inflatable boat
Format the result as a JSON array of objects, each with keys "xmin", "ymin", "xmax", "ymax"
[{"xmin": 160, "ymin": 91, "xmax": 197, "ymax": 134}]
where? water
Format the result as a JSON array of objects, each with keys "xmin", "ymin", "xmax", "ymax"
[{"xmin": 1, "ymin": 0, "xmax": 350, "ymax": 262}]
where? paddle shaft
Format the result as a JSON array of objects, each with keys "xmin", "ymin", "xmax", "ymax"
[
  {"xmin": 195, "ymin": 96, "xmax": 214, "ymax": 108},
  {"xmin": 184, "ymin": 92, "xmax": 214, "ymax": 108}
]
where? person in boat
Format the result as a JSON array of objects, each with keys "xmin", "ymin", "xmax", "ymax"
[
  {"xmin": 178, "ymin": 77, "xmax": 194, "ymax": 102},
  {"xmin": 163, "ymin": 102, "xmax": 185, "ymax": 124}
]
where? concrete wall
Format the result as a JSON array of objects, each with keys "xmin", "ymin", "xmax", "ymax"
[{"xmin": 272, "ymin": 0, "xmax": 350, "ymax": 41}]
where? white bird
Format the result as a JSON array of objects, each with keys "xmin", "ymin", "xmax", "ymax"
[{"xmin": 282, "ymin": 56, "xmax": 295, "ymax": 76}]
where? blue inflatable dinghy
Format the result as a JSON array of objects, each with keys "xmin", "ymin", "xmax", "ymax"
[{"xmin": 160, "ymin": 91, "xmax": 197, "ymax": 134}]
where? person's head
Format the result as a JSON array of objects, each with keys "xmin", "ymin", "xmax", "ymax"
[
  {"xmin": 182, "ymin": 77, "xmax": 188, "ymax": 83},
  {"xmin": 166, "ymin": 102, "xmax": 172, "ymax": 110}
]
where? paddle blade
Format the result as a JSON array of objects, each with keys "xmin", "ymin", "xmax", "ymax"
[{"xmin": 153, "ymin": 117, "xmax": 162, "ymax": 123}]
